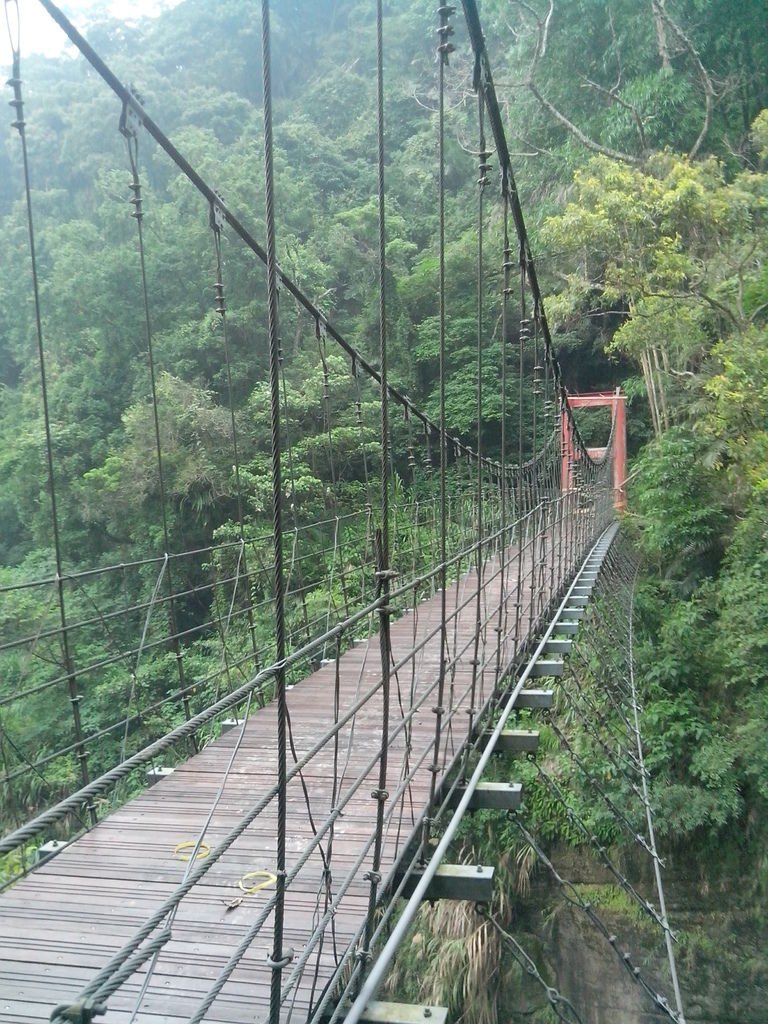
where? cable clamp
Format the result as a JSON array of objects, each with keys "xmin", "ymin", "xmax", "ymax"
[
  {"xmin": 364, "ymin": 870, "xmax": 382, "ymax": 883},
  {"xmin": 370, "ymin": 788, "xmax": 389, "ymax": 801},
  {"xmin": 375, "ymin": 568, "xmax": 398, "ymax": 580},
  {"xmin": 355, "ymin": 946, "xmax": 372, "ymax": 964},
  {"xmin": 8, "ymin": 88, "xmax": 24, "ymax": 130},
  {"xmin": 209, "ymin": 192, "xmax": 225, "ymax": 232},
  {"xmin": 50, "ymin": 999, "xmax": 107, "ymax": 1024},
  {"xmin": 266, "ymin": 948, "xmax": 294, "ymax": 970},
  {"xmin": 119, "ymin": 90, "xmax": 143, "ymax": 139}
]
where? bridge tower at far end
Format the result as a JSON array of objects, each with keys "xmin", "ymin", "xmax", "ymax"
[{"xmin": 561, "ymin": 388, "xmax": 627, "ymax": 512}]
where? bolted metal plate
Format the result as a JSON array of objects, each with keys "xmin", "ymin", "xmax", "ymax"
[
  {"xmin": 396, "ymin": 864, "xmax": 495, "ymax": 902},
  {"xmin": 35, "ymin": 840, "xmax": 68, "ymax": 865},
  {"xmin": 358, "ymin": 1003, "xmax": 449, "ymax": 1024},
  {"xmin": 562, "ymin": 607, "xmax": 586, "ymax": 619},
  {"xmin": 554, "ymin": 621, "xmax": 580, "ymax": 635},
  {"xmin": 515, "ymin": 688, "xmax": 554, "ymax": 709},
  {"xmin": 447, "ymin": 781, "xmax": 523, "ymax": 811},
  {"xmin": 492, "ymin": 728, "xmax": 540, "ymax": 754},
  {"xmin": 543, "ymin": 639, "xmax": 572, "ymax": 655},
  {"xmin": 530, "ymin": 660, "xmax": 564, "ymax": 677}
]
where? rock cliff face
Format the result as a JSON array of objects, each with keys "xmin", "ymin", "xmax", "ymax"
[
  {"xmin": 387, "ymin": 843, "xmax": 768, "ymax": 1024},
  {"xmin": 503, "ymin": 846, "xmax": 768, "ymax": 1024}
]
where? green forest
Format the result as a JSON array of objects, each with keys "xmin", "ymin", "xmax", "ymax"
[{"xmin": 1, "ymin": 0, "xmax": 767, "ymax": 1020}]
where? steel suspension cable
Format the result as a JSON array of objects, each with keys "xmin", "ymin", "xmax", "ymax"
[
  {"xmin": 31, "ymin": 0, "xmax": 512, "ymax": 489},
  {"xmin": 460, "ymin": 0, "xmax": 601, "ymax": 469},
  {"xmin": 120, "ymin": 113, "xmax": 195, "ymax": 748},
  {"xmin": 422, "ymin": 0, "xmax": 453, "ymax": 859},
  {"xmin": 627, "ymin": 572, "xmax": 687, "ymax": 1022},
  {"xmin": 361, "ymin": 0, "xmax": 394, "ymax": 973},
  {"xmin": 494, "ymin": 190, "xmax": 513, "ymax": 685},
  {"xmin": 514, "ymin": 270, "xmax": 527, "ymax": 653},
  {"xmin": 465, "ymin": 87, "xmax": 489, "ymax": 781},
  {"xmin": 511, "ymin": 815, "xmax": 682, "ymax": 1023},
  {"xmin": 478, "ymin": 909, "xmax": 586, "ymax": 1024},
  {"xmin": 259, "ymin": 2, "xmax": 291, "ymax": 1018},
  {"xmin": 210, "ymin": 198, "xmax": 263, "ymax": 680},
  {"xmin": 5, "ymin": 0, "xmax": 94, "ymax": 820}
]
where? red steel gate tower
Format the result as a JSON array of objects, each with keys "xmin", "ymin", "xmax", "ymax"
[{"xmin": 561, "ymin": 389, "xmax": 627, "ymax": 512}]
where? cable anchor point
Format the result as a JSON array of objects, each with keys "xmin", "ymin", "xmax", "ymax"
[
  {"xmin": 266, "ymin": 948, "xmax": 294, "ymax": 970},
  {"xmin": 119, "ymin": 88, "xmax": 143, "ymax": 140},
  {"xmin": 437, "ymin": 4, "xmax": 456, "ymax": 62},
  {"xmin": 50, "ymin": 998, "xmax": 107, "ymax": 1024},
  {"xmin": 209, "ymin": 191, "xmax": 226, "ymax": 233}
]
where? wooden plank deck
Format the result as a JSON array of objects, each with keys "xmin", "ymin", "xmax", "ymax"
[{"xmin": 0, "ymin": 542, "xmax": 546, "ymax": 1024}]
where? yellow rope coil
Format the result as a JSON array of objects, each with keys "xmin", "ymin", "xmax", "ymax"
[
  {"xmin": 174, "ymin": 840, "xmax": 211, "ymax": 861},
  {"xmin": 238, "ymin": 870, "xmax": 277, "ymax": 894}
]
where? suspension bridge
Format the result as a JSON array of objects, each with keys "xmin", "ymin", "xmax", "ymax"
[{"xmin": 0, "ymin": 1, "xmax": 685, "ymax": 1022}]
